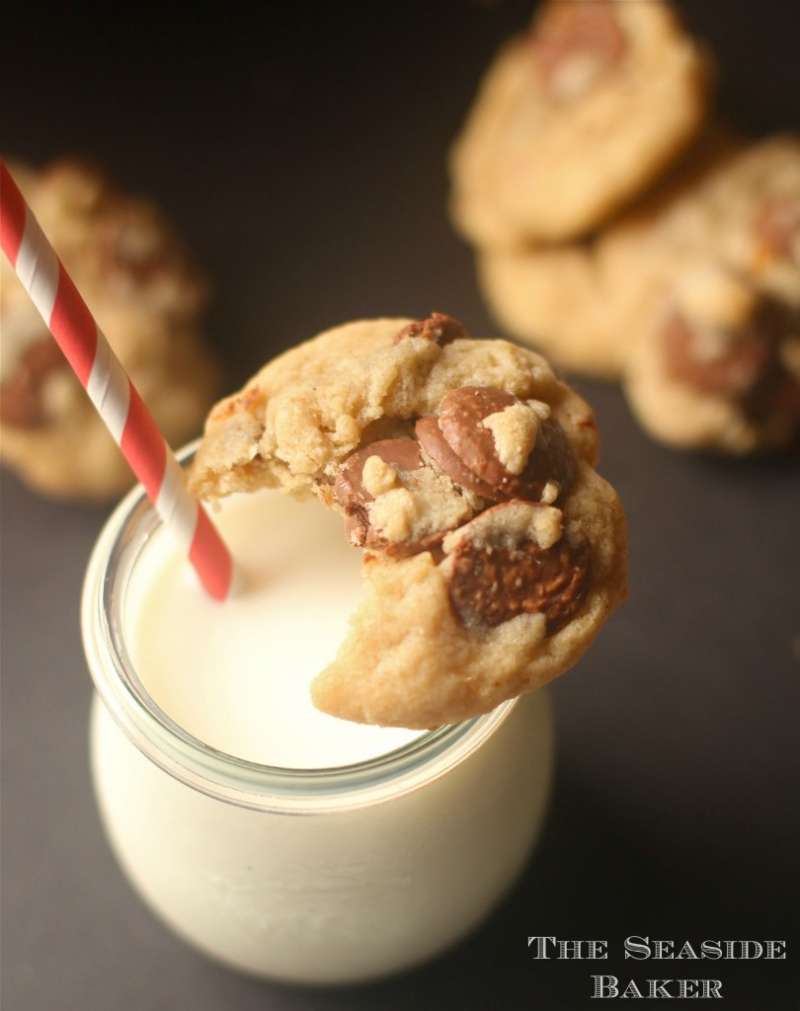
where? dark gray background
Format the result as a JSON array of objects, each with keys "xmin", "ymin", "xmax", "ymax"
[{"xmin": 2, "ymin": 2, "xmax": 799, "ymax": 1009}]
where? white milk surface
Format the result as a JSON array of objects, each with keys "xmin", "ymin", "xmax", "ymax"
[{"xmin": 126, "ymin": 489, "xmax": 423, "ymax": 767}]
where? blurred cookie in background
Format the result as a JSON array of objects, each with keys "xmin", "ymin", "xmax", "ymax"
[
  {"xmin": 684, "ymin": 137, "xmax": 800, "ymax": 306},
  {"xmin": 1, "ymin": 159, "xmax": 219, "ymax": 500},
  {"xmin": 624, "ymin": 263, "xmax": 800, "ymax": 454},
  {"xmin": 478, "ymin": 128, "xmax": 742, "ymax": 379},
  {"xmin": 449, "ymin": 0, "xmax": 713, "ymax": 248},
  {"xmin": 597, "ymin": 136, "xmax": 800, "ymax": 302},
  {"xmin": 622, "ymin": 138, "xmax": 800, "ymax": 453}
]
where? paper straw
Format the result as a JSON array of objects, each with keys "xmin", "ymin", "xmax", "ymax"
[{"xmin": 0, "ymin": 161, "xmax": 233, "ymax": 601}]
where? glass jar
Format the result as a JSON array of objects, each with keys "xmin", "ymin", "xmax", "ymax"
[{"xmin": 82, "ymin": 449, "xmax": 554, "ymax": 985}]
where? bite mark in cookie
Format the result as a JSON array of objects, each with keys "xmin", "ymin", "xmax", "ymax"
[{"xmin": 190, "ymin": 316, "xmax": 627, "ymax": 728}]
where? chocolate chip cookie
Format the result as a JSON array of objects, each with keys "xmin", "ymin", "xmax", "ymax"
[
  {"xmin": 191, "ymin": 313, "xmax": 627, "ymax": 729},
  {"xmin": 450, "ymin": 0, "xmax": 713, "ymax": 247},
  {"xmin": 0, "ymin": 159, "xmax": 219, "ymax": 500},
  {"xmin": 478, "ymin": 128, "xmax": 741, "ymax": 379},
  {"xmin": 609, "ymin": 137, "xmax": 800, "ymax": 452},
  {"xmin": 624, "ymin": 264, "xmax": 800, "ymax": 453}
]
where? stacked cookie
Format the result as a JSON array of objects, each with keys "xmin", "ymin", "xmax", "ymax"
[
  {"xmin": 0, "ymin": 160, "xmax": 219, "ymax": 499},
  {"xmin": 450, "ymin": 0, "xmax": 800, "ymax": 454}
]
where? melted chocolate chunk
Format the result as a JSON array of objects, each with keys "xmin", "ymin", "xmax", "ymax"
[
  {"xmin": 394, "ymin": 312, "xmax": 467, "ymax": 346},
  {"xmin": 663, "ymin": 299, "xmax": 800, "ymax": 423},
  {"xmin": 449, "ymin": 528, "xmax": 591, "ymax": 633},
  {"xmin": 434, "ymin": 386, "xmax": 575, "ymax": 501},
  {"xmin": 334, "ymin": 438, "xmax": 421, "ymax": 551},
  {"xmin": 415, "ymin": 415, "xmax": 498, "ymax": 500},
  {"xmin": 334, "ymin": 438, "xmax": 422, "ymax": 514},
  {"xmin": 663, "ymin": 312, "xmax": 771, "ymax": 398}
]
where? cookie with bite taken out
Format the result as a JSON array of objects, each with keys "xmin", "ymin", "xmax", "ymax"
[{"xmin": 191, "ymin": 313, "xmax": 627, "ymax": 729}]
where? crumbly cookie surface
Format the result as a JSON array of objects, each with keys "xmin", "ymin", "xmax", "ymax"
[
  {"xmin": 0, "ymin": 159, "xmax": 218, "ymax": 500},
  {"xmin": 450, "ymin": 0, "xmax": 712, "ymax": 247},
  {"xmin": 191, "ymin": 314, "xmax": 627, "ymax": 728}
]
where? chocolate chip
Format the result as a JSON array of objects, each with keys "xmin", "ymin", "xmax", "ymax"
[
  {"xmin": 334, "ymin": 437, "xmax": 427, "ymax": 554},
  {"xmin": 742, "ymin": 324, "xmax": 800, "ymax": 426},
  {"xmin": 334, "ymin": 436, "xmax": 483, "ymax": 557},
  {"xmin": 438, "ymin": 387, "xmax": 519, "ymax": 491},
  {"xmin": 532, "ymin": 0, "xmax": 626, "ymax": 101},
  {"xmin": 334, "ymin": 438, "xmax": 422, "ymax": 516},
  {"xmin": 662, "ymin": 300, "xmax": 799, "ymax": 408},
  {"xmin": 0, "ymin": 338, "xmax": 66, "ymax": 427},
  {"xmin": 415, "ymin": 415, "xmax": 498, "ymax": 499},
  {"xmin": 448, "ymin": 522, "xmax": 591, "ymax": 633},
  {"xmin": 394, "ymin": 312, "xmax": 467, "ymax": 346},
  {"xmin": 435, "ymin": 386, "xmax": 575, "ymax": 502}
]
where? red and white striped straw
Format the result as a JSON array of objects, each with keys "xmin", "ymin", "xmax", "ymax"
[{"xmin": 0, "ymin": 161, "xmax": 233, "ymax": 601}]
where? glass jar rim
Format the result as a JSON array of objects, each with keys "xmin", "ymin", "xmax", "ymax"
[{"xmin": 81, "ymin": 442, "xmax": 517, "ymax": 815}]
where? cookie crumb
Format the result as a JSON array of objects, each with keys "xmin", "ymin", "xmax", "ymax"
[
  {"xmin": 369, "ymin": 487, "xmax": 416, "ymax": 542},
  {"xmin": 531, "ymin": 505, "xmax": 563, "ymax": 549},
  {"xmin": 362, "ymin": 455, "xmax": 398, "ymax": 496},
  {"xmin": 482, "ymin": 401, "xmax": 540, "ymax": 475},
  {"xmin": 528, "ymin": 399, "xmax": 552, "ymax": 420}
]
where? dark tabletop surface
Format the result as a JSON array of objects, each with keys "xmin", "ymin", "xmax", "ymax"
[{"xmin": 2, "ymin": 3, "xmax": 799, "ymax": 1009}]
